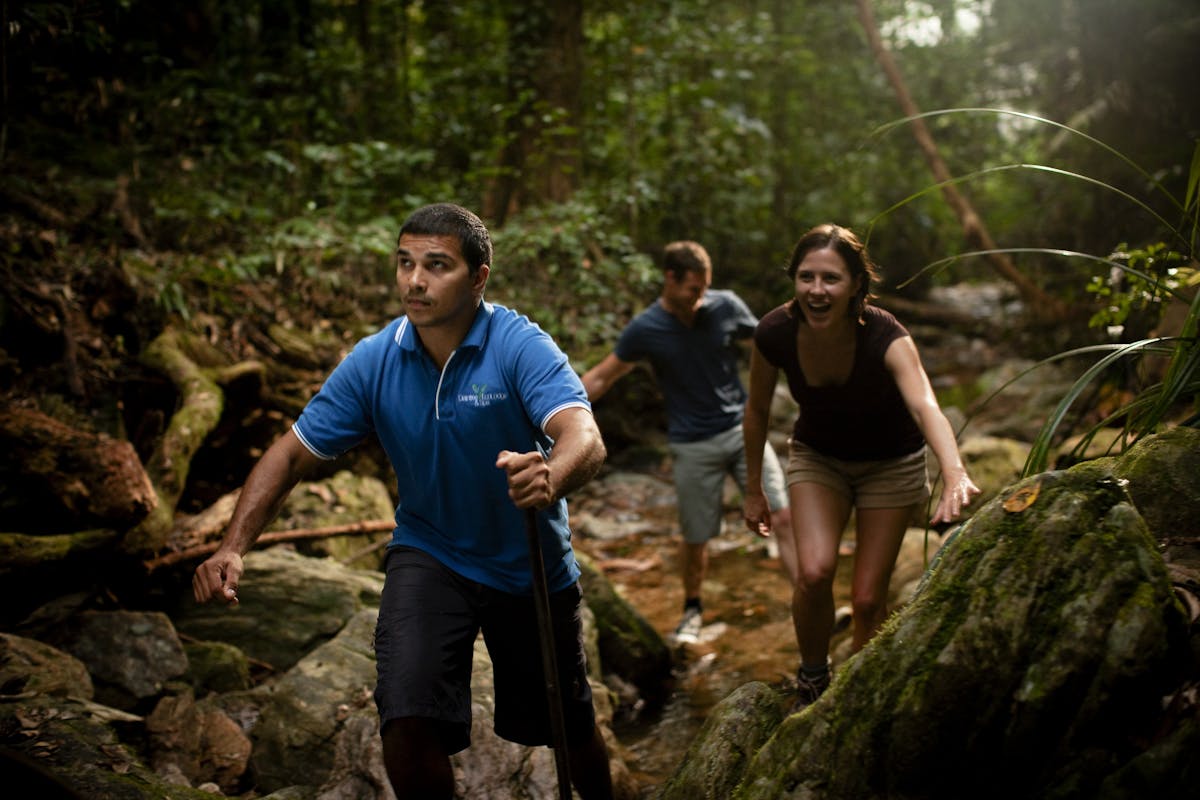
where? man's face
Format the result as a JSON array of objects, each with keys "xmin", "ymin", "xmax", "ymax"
[
  {"xmin": 395, "ymin": 233, "xmax": 488, "ymax": 331},
  {"xmin": 662, "ymin": 267, "xmax": 710, "ymax": 317}
]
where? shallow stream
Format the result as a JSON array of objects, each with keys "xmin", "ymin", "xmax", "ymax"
[{"xmin": 573, "ymin": 475, "xmax": 859, "ymax": 796}]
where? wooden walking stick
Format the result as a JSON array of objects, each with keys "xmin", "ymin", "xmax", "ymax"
[{"xmin": 524, "ymin": 506, "xmax": 573, "ymax": 799}]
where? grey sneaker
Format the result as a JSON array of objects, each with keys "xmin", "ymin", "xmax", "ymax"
[
  {"xmin": 791, "ymin": 666, "xmax": 831, "ymax": 713},
  {"xmin": 673, "ymin": 607, "xmax": 703, "ymax": 644},
  {"xmin": 833, "ymin": 605, "xmax": 853, "ymax": 634}
]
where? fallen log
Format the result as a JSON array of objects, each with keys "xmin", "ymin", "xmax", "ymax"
[
  {"xmin": 0, "ymin": 403, "xmax": 156, "ymax": 527},
  {"xmin": 142, "ymin": 519, "xmax": 396, "ymax": 572},
  {"xmin": 874, "ymin": 292, "xmax": 994, "ymax": 333},
  {"xmin": 0, "ymin": 529, "xmax": 119, "ymax": 569}
]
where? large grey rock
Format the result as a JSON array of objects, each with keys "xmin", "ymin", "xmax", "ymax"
[
  {"xmin": 234, "ymin": 603, "xmax": 636, "ymax": 799},
  {"xmin": 173, "ymin": 546, "xmax": 384, "ymax": 672},
  {"xmin": 231, "ymin": 608, "xmax": 380, "ymax": 793},
  {"xmin": 450, "ymin": 630, "xmax": 637, "ymax": 800},
  {"xmin": 49, "ymin": 609, "xmax": 188, "ymax": 709}
]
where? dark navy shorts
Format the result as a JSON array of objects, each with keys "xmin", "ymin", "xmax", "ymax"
[{"xmin": 373, "ymin": 546, "xmax": 596, "ymax": 755}]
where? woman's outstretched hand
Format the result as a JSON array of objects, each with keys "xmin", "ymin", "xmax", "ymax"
[
  {"xmin": 743, "ymin": 491, "xmax": 773, "ymax": 538},
  {"xmin": 930, "ymin": 467, "xmax": 980, "ymax": 525}
]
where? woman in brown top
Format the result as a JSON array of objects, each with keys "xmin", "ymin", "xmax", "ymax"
[{"xmin": 742, "ymin": 224, "xmax": 979, "ymax": 710}]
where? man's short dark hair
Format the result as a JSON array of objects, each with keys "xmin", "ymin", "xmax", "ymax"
[
  {"xmin": 398, "ymin": 203, "xmax": 493, "ymax": 274},
  {"xmin": 662, "ymin": 240, "xmax": 712, "ymax": 280}
]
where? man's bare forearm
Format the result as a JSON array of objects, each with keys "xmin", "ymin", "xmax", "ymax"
[
  {"xmin": 545, "ymin": 408, "xmax": 607, "ymax": 502},
  {"xmin": 219, "ymin": 430, "xmax": 320, "ymax": 554}
]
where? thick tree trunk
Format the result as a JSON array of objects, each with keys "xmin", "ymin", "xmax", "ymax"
[
  {"xmin": 483, "ymin": 0, "xmax": 583, "ymax": 223},
  {"xmin": 854, "ymin": 0, "xmax": 1069, "ymax": 321}
]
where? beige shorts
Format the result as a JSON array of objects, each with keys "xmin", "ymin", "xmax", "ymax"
[{"xmin": 786, "ymin": 439, "xmax": 929, "ymax": 509}]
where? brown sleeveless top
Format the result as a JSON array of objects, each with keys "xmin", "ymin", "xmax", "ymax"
[{"xmin": 754, "ymin": 302, "xmax": 925, "ymax": 460}]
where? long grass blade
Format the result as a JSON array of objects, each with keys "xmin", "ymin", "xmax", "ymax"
[
  {"xmin": 1063, "ymin": 389, "xmax": 1167, "ymax": 464},
  {"xmin": 958, "ymin": 343, "xmax": 1143, "ymax": 440},
  {"xmin": 1142, "ymin": 331, "xmax": 1200, "ymax": 426},
  {"xmin": 1023, "ymin": 338, "xmax": 1182, "ymax": 475},
  {"xmin": 1185, "ymin": 139, "xmax": 1200, "ymax": 214},
  {"xmin": 866, "ymin": 108, "xmax": 1185, "ymax": 214},
  {"xmin": 1186, "ymin": 140, "xmax": 1200, "ymax": 247},
  {"xmin": 866, "ymin": 163, "xmax": 1185, "ymax": 251},
  {"xmin": 897, "ymin": 247, "xmax": 1193, "ymax": 304}
]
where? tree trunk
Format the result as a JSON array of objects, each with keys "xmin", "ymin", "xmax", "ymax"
[
  {"xmin": 768, "ymin": 0, "xmax": 793, "ymax": 223},
  {"xmin": 0, "ymin": 530, "xmax": 118, "ymax": 570},
  {"xmin": 854, "ymin": 0, "xmax": 1069, "ymax": 321},
  {"xmin": 483, "ymin": 0, "xmax": 583, "ymax": 223}
]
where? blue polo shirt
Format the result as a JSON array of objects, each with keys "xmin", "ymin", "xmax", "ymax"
[
  {"xmin": 614, "ymin": 289, "xmax": 758, "ymax": 442},
  {"xmin": 292, "ymin": 302, "xmax": 590, "ymax": 595}
]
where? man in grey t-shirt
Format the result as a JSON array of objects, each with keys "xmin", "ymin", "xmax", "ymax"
[{"xmin": 582, "ymin": 241, "xmax": 792, "ymax": 644}]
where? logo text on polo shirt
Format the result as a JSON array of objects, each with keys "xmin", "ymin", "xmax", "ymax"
[{"xmin": 461, "ymin": 383, "xmax": 509, "ymax": 407}]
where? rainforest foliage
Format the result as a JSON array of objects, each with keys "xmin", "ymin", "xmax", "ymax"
[
  {"xmin": 6, "ymin": 1, "xmax": 1196, "ymax": 329},
  {"xmin": 2, "ymin": 0, "xmax": 1198, "ymax": 456}
]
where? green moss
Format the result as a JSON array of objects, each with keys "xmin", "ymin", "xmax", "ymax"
[{"xmin": 0, "ymin": 529, "xmax": 116, "ymax": 567}]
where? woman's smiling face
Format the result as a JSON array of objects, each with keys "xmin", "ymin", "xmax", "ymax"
[{"xmin": 792, "ymin": 246, "xmax": 862, "ymax": 328}]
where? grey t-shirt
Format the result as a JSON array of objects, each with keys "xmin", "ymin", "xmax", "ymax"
[{"xmin": 615, "ymin": 289, "xmax": 757, "ymax": 442}]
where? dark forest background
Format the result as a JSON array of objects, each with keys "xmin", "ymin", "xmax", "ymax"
[
  {"xmin": 5, "ymin": 0, "xmax": 1197, "ymax": 354},
  {"xmin": 0, "ymin": 0, "xmax": 1197, "ymax": 527}
]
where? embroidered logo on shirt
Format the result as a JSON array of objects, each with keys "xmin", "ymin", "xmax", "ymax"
[{"xmin": 461, "ymin": 383, "xmax": 509, "ymax": 407}]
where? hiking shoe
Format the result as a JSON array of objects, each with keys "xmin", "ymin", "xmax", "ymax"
[
  {"xmin": 791, "ymin": 666, "xmax": 831, "ymax": 713},
  {"xmin": 673, "ymin": 607, "xmax": 703, "ymax": 644}
]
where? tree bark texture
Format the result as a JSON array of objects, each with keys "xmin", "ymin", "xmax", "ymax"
[
  {"xmin": 121, "ymin": 328, "xmax": 228, "ymax": 555},
  {"xmin": 483, "ymin": 0, "xmax": 584, "ymax": 223},
  {"xmin": 0, "ymin": 403, "xmax": 157, "ymax": 527}
]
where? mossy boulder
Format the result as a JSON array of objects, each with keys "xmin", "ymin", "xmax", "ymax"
[
  {"xmin": 0, "ymin": 694, "xmax": 216, "ymax": 800},
  {"xmin": 271, "ymin": 469, "xmax": 396, "ymax": 568},
  {"xmin": 0, "ymin": 632, "xmax": 93, "ymax": 699},
  {"xmin": 172, "ymin": 547, "xmax": 384, "ymax": 672},
  {"xmin": 1110, "ymin": 425, "xmax": 1200, "ymax": 560},
  {"xmin": 576, "ymin": 550, "xmax": 674, "ymax": 708},
  {"xmin": 183, "ymin": 639, "xmax": 252, "ymax": 695},
  {"xmin": 659, "ymin": 681, "xmax": 785, "ymax": 800},
  {"xmin": 662, "ymin": 428, "xmax": 1199, "ymax": 800}
]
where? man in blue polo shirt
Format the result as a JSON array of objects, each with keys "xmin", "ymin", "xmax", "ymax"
[
  {"xmin": 582, "ymin": 241, "xmax": 794, "ymax": 645},
  {"xmin": 193, "ymin": 203, "xmax": 614, "ymax": 799}
]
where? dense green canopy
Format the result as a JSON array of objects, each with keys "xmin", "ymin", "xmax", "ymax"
[{"xmin": 5, "ymin": 0, "xmax": 1198, "ymax": 348}]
